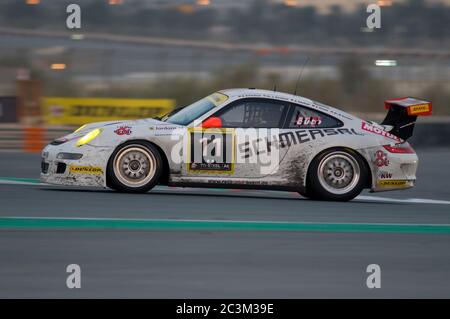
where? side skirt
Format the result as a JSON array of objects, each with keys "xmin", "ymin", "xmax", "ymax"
[{"xmin": 166, "ymin": 181, "xmax": 301, "ymax": 192}]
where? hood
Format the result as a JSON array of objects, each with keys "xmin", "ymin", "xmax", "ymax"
[
  {"xmin": 52, "ymin": 118, "xmax": 178, "ymax": 145},
  {"xmin": 75, "ymin": 118, "xmax": 167, "ymax": 133}
]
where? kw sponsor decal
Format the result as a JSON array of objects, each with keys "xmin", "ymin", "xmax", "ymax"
[
  {"xmin": 378, "ymin": 180, "xmax": 408, "ymax": 187},
  {"xmin": 69, "ymin": 166, "xmax": 103, "ymax": 175},
  {"xmin": 378, "ymin": 171, "xmax": 393, "ymax": 179},
  {"xmin": 361, "ymin": 122, "xmax": 400, "ymax": 141},
  {"xmin": 407, "ymin": 103, "xmax": 431, "ymax": 116},
  {"xmin": 43, "ymin": 97, "xmax": 175, "ymax": 125}
]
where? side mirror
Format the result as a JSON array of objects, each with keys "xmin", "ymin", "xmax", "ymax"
[{"xmin": 202, "ymin": 117, "xmax": 222, "ymax": 128}]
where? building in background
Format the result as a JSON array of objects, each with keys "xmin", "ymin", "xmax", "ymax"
[{"xmin": 0, "ymin": 0, "xmax": 449, "ymax": 119}]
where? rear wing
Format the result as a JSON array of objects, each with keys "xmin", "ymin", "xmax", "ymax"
[{"xmin": 381, "ymin": 97, "xmax": 432, "ymax": 140}]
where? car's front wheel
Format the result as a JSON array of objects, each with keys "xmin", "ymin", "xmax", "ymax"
[
  {"xmin": 107, "ymin": 141, "xmax": 162, "ymax": 193},
  {"xmin": 305, "ymin": 148, "xmax": 368, "ymax": 201}
]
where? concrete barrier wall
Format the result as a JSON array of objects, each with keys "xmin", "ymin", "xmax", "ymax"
[{"xmin": 410, "ymin": 123, "xmax": 450, "ymax": 149}]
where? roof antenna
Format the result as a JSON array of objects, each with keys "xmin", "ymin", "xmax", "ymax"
[
  {"xmin": 273, "ymin": 83, "xmax": 277, "ymax": 92},
  {"xmin": 293, "ymin": 56, "xmax": 309, "ymax": 96}
]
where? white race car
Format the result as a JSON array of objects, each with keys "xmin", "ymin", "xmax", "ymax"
[{"xmin": 41, "ymin": 89, "xmax": 432, "ymax": 201}]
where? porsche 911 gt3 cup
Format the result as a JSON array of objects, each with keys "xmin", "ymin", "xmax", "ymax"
[{"xmin": 41, "ymin": 89, "xmax": 432, "ymax": 201}]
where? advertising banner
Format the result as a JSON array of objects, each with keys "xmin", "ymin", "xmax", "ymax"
[{"xmin": 42, "ymin": 97, "xmax": 175, "ymax": 125}]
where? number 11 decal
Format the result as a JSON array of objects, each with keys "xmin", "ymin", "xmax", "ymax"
[{"xmin": 187, "ymin": 128, "xmax": 235, "ymax": 174}]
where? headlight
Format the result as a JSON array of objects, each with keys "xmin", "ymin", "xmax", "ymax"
[{"xmin": 76, "ymin": 128, "xmax": 103, "ymax": 147}]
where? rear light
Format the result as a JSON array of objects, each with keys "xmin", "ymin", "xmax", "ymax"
[{"xmin": 383, "ymin": 144, "xmax": 415, "ymax": 154}]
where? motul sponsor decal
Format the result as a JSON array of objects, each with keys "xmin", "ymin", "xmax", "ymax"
[{"xmin": 361, "ymin": 122, "xmax": 400, "ymax": 141}]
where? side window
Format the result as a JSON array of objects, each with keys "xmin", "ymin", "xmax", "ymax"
[
  {"xmin": 288, "ymin": 104, "xmax": 342, "ymax": 128},
  {"xmin": 216, "ymin": 99, "xmax": 287, "ymax": 128}
]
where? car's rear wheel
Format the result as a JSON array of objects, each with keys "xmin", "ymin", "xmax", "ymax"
[
  {"xmin": 107, "ymin": 141, "xmax": 162, "ymax": 193},
  {"xmin": 305, "ymin": 148, "xmax": 367, "ymax": 201}
]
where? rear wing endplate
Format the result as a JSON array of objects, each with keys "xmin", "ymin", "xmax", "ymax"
[
  {"xmin": 384, "ymin": 97, "xmax": 432, "ymax": 116},
  {"xmin": 381, "ymin": 97, "xmax": 432, "ymax": 140}
]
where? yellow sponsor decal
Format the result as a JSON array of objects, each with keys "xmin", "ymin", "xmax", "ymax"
[
  {"xmin": 69, "ymin": 166, "xmax": 103, "ymax": 175},
  {"xmin": 408, "ymin": 104, "xmax": 430, "ymax": 115},
  {"xmin": 378, "ymin": 180, "xmax": 408, "ymax": 187},
  {"xmin": 42, "ymin": 97, "xmax": 175, "ymax": 125}
]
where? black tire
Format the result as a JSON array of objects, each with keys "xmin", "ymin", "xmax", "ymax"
[
  {"xmin": 305, "ymin": 148, "xmax": 368, "ymax": 201},
  {"xmin": 298, "ymin": 188, "xmax": 317, "ymax": 200},
  {"xmin": 107, "ymin": 141, "xmax": 163, "ymax": 193}
]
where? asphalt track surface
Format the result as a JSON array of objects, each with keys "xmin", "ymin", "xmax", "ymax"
[{"xmin": 0, "ymin": 149, "xmax": 449, "ymax": 298}]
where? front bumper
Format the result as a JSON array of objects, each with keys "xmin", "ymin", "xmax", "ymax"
[{"xmin": 40, "ymin": 142, "xmax": 113, "ymax": 188}]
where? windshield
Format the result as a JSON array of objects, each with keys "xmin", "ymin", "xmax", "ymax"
[{"xmin": 164, "ymin": 92, "xmax": 228, "ymax": 126}]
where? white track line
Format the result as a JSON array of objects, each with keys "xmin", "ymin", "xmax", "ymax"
[
  {"xmin": 0, "ymin": 180, "xmax": 47, "ymax": 186},
  {"xmin": 356, "ymin": 195, "xmax": 450, "ymax": 205}
]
